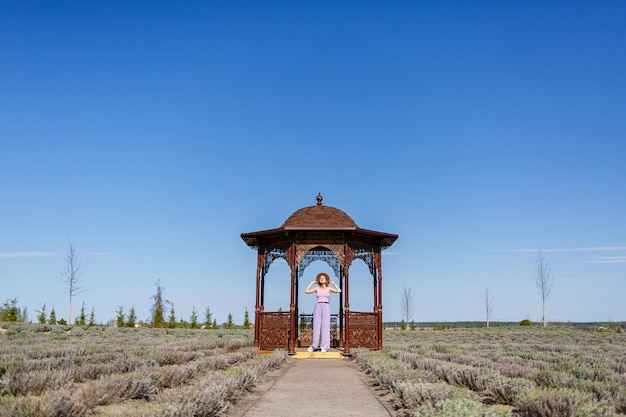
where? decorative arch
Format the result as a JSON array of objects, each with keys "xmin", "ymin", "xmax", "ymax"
[{"xmin": 297, "ymin": 246, "xmax": 342, "ymax": 278}]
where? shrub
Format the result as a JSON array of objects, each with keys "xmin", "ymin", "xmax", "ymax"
[
  {"xmin": 223, "ymin": 367, "xmax": 257, "ymax": 395},
  {"xmin": 533, "ymin": 370, "xmax": 564, "ymax": 389},
  {"xmin": 392, "ymin": 381, "xmax": 474, "ymax": 409},
  {"xmin": 517, "ymin": 388, "xmax": 593, "ymax": 417},
  {"xmin": 443, "ymin": 364, "xmax": 493, "ymax": 391},
  {"xmin": 611, "ymin": 387, "xmax": 626, "ymax": 414},
  {"xmin": 520, "ymin": 319, "xmax": 532, "ymax": 326},
  {"xmin": 170, "ymin": 384, "xmax": 228, "ymax": 417},
  {"xmin": 485, "ymin": 376, "xmax": 535, "ymax": 405},
  {"xmin": 415, "ymin": 397, "xmax": 511, "ymax": 417},
  {"xmin": 574, "ymin": 402, "xmax": 618, "ymax": 417}
]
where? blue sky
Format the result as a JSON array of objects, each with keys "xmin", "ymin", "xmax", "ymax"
[{"xmin": 1, "ymin": 1, "xmax": 625, "ymax": 325}]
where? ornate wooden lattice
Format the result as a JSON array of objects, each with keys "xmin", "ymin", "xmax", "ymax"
[
  {"xmin": 297, "ymin": 248, "xmax": 342, "ymax": 278},
  {"xmin": 258, "ymin": 312, "xmax": 290, "ymax": 350},
  {"xmin": 347, "ymin": 312, "xmax": 378, "ymax": 349},
  {"xmin": 263, "ymin": 250, "xmax": 286, "ymax": 275}
]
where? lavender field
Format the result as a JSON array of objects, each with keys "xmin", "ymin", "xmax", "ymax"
[
  {"xmin": 1, "ymin": 324, "xmax": 625, "ymax": 417},
  {"xmin": 0, "ymin": 324, "xmax": 286, "ymax": 417},
  {"xmin": 355, "ymin": 326, "xmax": 626, "ymax": 417}
]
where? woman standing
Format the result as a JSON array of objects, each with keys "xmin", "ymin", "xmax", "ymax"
[{"xmin": 305, "ymin": 272, "xmax": 341, "ymax": 352}]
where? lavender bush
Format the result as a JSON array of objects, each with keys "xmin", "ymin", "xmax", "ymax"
[
  {"xmin": 355, "ymin": 326, "xmax": 626, "ymax": 416},
  {"xmin": 2, "ymin": 323, "xmax": 625, "ymax": 416},
  {"xmin": 0, "ymin": 325, "xmax": 286, "ymax": 417}
]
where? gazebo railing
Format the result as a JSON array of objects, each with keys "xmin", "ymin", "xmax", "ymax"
[
  {"xmin": 257, "ymin": 312, "xmax": 290, "ymax": 350},
  {"xmin": 347, "ymin": 312, "xmax": 378, "ymax": 349},
  {"xmin": 256, "ymin": 311, "xmax": 380, "ymax": 351}
]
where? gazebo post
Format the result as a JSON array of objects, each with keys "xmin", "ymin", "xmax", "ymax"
[
  {"xmin": 343, "ymin": 262, "xmax": 351, "ymax": 354},
  {"xmin": 288, "ymin": 243, "xmax": 297, "ymax": 355},
  {"xmin": 254, "ymin": 251, "xmax": 262, "ymax": 348},
  {"xmin": 372, "ymin": 251, "xmax": 378, "ymax": 311},
  {"xmin": 375, "ymin": 251, "xmax": 384, "ymax": 350},
  {"xmin": 338, "ymin": 265, "xmax": 344, "ymax": 348}
]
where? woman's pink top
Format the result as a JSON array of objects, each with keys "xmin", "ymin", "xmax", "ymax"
[{"xmin": 317, "ymin": 287, "xmax": 330, "ymax": 303}]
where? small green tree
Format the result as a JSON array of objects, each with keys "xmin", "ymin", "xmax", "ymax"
[
  {"xmin": 88, "ymin": 307, "xmax": 96, "ymax": 326},
  {"xmin": 203, "ymin": 306, "xmax": 213, "ymax": 329},
  {"xmin": 190, "ymin": 307, "xmax": 200, "ymax": 329},
  {"xmin": 36, "ymin": 303, "xmax": 48, "ymax": 324},
  {"xmin": 0, "ymin": 298, "xmax": 19, "ymax": 322},
  {"xmin": 178, "ymin": 318, "xmax": 185, "ymax": 328},
  {"xmin": 18, "ymin": 306, "xmax": 28, "ymax": 323},
  {"xmin": 167, "ymin": 303, "xmax": 177, "ymax": 329},
  {"xmin": 243, "ymin": 307, "xmax": 251, "ymax": 330},
  {"xmin": 150, "ymin": 279, "xmax": 167, "ymax": 328},
  {"xmin": 225, "ymin": 312, "xmax": 234, "ymax": 330},
  {"xmin": 126, "ymin": 307, "xmax": 137, "ymax": 328},
  {"xmin": 49, "ymin": 307, "xmax": 57, "ymax": 325},
  {"xmin": 77, "ymin": 302, "xmax": 87, "ymax": 326},
  {"xmin": 212, "ymin": 319, "xmax": 217, "ymax": 329},
  {"xmin": 116, "ymin": 305, "xmax": 125, "ymax": 328}
]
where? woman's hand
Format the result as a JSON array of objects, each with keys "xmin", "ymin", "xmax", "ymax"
[{"xmin": 329, "ymin": 280, "xmax": 341, "ymax": 293}]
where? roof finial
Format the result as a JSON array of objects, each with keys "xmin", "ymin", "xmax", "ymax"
[{"xmin": 316, "ymin": 193, "xmax": 323, "ymax": 206}]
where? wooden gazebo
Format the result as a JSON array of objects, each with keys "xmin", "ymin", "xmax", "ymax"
[{"xmin": 241, "ymin": 194, "xmax": 398, "ymax": 354}]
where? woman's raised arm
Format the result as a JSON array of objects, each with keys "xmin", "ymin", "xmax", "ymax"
[{"xmin": 304, "ymin": 280, "xmax": 318, "ymax": 294}]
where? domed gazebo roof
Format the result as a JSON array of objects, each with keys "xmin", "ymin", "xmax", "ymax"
[
  {"xmin": 282, "ymin": 193, "xmax": 357, "ymax": 230},
  {"xmin": 241, "ymin": 193, "xmax": 397, "ymax": 249}
]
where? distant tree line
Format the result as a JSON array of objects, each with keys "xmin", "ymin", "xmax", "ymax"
[
  {"xmin": 1, "ymin": 241, "xmax": 253, "ymax": 329},
  {"xmin": 2, "ymin": 279, "xmax": 253, "ymax": 330}
]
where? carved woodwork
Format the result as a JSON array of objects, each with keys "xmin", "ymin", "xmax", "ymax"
[
  {"xmin": 348, "ymin": 312, "xmax": 378, "ymax": 349},
  {"xmin": 257, "ymin": 312, "xmax": 290, "ymax": 350}
]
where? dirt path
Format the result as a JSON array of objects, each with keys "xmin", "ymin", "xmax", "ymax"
[{"xmin": 227, "ymin": 357, "xmax": 395, "ymax": 417}]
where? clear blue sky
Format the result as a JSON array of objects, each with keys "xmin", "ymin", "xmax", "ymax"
[{"xmin": 2, "ymin": 1, "xmax": 625, "ymax": 325}]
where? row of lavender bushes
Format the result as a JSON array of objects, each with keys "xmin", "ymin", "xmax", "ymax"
[
  {"xmin": 3, "ymin": 323, "xmax": 625, "ymax": 417},
  {"xmin": 353, "ymin": 326, "xmax": 626, "ymax": 417},
  {"xmin": 0, "ymin": 324, "xmax": 286, "ymax": 416}
]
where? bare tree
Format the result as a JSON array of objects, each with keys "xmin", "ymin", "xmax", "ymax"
[
  {"xmin": 535, "ymin": 250, "xmax": 553, "ymax": 328},
  {"xmin": 399, "ymin": 283, "xmax": 415, "ymax": 328},
  {"xmin": 483, "ymin": 285, "xmax": 495, "ymax": 328},
  {"xmin": 61, "ymin": 241, "xmax": 85, "ymax": 324}
]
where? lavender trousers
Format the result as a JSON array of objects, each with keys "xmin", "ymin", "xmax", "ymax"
[{"xmin": 312, "ymin": 302, "xmax": 330, "ymax": 350}]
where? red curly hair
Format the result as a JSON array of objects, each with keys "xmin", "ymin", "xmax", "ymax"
[{"xmin": 315, "ymin": 272, "xmax": 330, "ymax": 284}]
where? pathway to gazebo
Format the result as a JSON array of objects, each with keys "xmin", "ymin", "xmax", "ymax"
[{"xmin": 227, "ymin": 355, "xmax": 394, "ymax": 417}]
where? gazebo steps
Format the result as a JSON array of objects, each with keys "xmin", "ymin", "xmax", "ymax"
[{"xmin": 293, "ymin": 351, "xmax": 344, "ymax": 359}]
